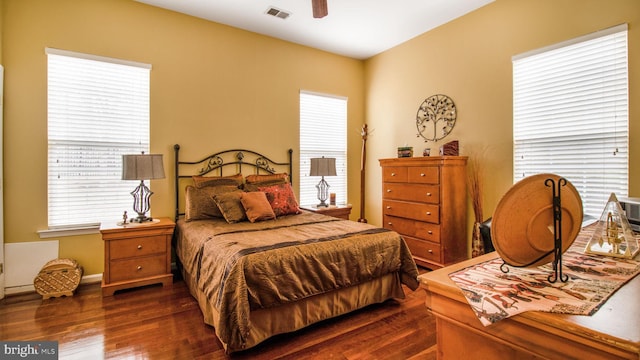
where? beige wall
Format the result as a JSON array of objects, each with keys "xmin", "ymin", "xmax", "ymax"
[
  {"xmin": 2, "ymin": 0, "xmax": 639, "ymax": 277},
  {"xmin": 364, "ymin": 0, "xmax": 640, "ymax": 244},
  {"xmin": 0, "ymin": 0, "xmax": 3, "ymax": 62},
  {"xmin": 2, "ymin": 0, "xmax": 365, "ymax": 275}
]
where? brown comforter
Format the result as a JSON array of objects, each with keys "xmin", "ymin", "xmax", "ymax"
[{"xmin": 175, "ymin": 211, "xmax": 419, "ymax": 351}]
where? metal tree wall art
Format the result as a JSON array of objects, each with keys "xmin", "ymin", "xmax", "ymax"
[{"xmin": 416, "ymin": 94, "xmax": 457, "ymax": 142}]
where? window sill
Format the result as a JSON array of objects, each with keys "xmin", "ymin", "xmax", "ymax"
[{"xmin": 38, "ymin": 224, "xmax": 101, "ymax": 238}]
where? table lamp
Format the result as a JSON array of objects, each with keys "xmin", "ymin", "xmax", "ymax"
[
  {"xmin": 122, "ymin": 152, "xmax": 165, "ymax": 222},
  {"xmin": 309, "ymin": 157, "xmax": 336, "ymax": 207}
]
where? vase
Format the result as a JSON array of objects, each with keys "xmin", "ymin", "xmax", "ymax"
[{"xmin": 471, "ymin": 221, "xmax": 485, "ymax": 258}]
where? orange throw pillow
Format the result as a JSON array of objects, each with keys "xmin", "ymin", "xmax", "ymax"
[{"xmin": 241, "ymin": 192, "xmax": 276, "ymax": 223}]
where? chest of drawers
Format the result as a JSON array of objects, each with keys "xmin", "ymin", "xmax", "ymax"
[
  {"xmin": 379, "ymin": 157, "xmax": 467, "ymax": 269},
  {"xmin": 100, "ymin": 217, "xmax": 175, "ymax": 296}
]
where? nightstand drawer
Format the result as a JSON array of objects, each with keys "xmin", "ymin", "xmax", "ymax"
[
  {"xmin": 407, "ymin": 166, "xmax": 439, "ymax": 184},
  {"xmin": 403, "ymin": 236, "xmax": 440, "ymax": 263},
  {"xmin": 383, "ymin": 200, "xmax": 439, "ymax": 223},
  {"xmin": 109, "ymin": 254, "xmax": 167, "ymax": 282},
  {"xmin": 109, "ymin": 236, "xmax": 166, "ymax": 259},
  {"xmin": 382, "ymin": 183, "xmax": 439, "ymax": 203},
  {"xmin": 383, "ymin": 215, "xmax": 440, "ymax": 243}
]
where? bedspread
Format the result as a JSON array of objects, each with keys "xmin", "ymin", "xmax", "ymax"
[{"xmin": 175, "ymin": 211, "xmax": 419, "ymax": 350}]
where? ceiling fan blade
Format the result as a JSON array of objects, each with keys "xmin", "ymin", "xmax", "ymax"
[{"xmin": 312, "ymin": 0, "xmax": 328, "ymax": 18}]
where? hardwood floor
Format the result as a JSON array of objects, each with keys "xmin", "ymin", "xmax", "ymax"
[{"xmin": 0, "ymin": 273, "xmax": 437, "ymax": 359}]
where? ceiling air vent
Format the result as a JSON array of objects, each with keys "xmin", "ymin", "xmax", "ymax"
[{"xmin": 265, "ymin": 7, "xmax": 290, "ymax": 20}]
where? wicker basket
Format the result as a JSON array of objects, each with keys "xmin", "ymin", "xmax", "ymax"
[{"xmin": 34, "ymin": 258, "xmax": 83, "ymax": 299}]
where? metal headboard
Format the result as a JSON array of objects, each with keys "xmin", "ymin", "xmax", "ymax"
[{"xmin": 174, "ymin": 144, "xmax": 293, "ymax": 221}]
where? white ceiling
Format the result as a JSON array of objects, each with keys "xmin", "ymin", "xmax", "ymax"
[{"xmin": 135, "ymin": 0, "xmax": 494, "ymax": 60}]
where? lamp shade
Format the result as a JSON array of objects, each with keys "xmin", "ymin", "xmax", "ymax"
[
  {"xmin": 309, "ymin": 157, "xmax": 337, "ymax": 177},
  {"xmin": 122, "ymin": 154, "xmax": 166, "ymax": 180}
]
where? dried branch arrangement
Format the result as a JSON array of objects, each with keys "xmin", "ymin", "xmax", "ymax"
[
  {"xmin": 467, "ymin": 154, "xmax": 483, "ymax": 224},
  {"xmin": 467, "ymin": 148, "xmax": 486, "ymax": 257}
]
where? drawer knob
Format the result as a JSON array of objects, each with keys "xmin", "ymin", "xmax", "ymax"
[
  {"xmin": 386, "ymin": 206, "xmax": 391, "ymax": 209},
  {"xmin": 137, "ymin": 245, "xmax": 143, "ymax": 250},
  {"xmin": 426, "ymin": 211, "xmax": 431, "ymax": 215},
  {"xmin": 391, "ymin": 172, "xmax": 396, "ymax": 176},
  {"xmin": 137, "ymin": 265, "xmax": 143, "ymax": 271},
  {"xmin": 428, "ymin": 249, "xmax": 433, "ymax": 254},
  {"xmin": 426, "ymin": 192, "xmax": 432, "ymax": 196},
  {"xmin": 386, "ymin": 189, "xmax": 392, "ymax": 192},
  {"xmin": 387, "ymin": 222, "xmax": 392, "ymax": 226},
  {"xmin": 420, "ymin": 173, "xmax": 425, "ymax": 177},
  {"xmin": 428, "ymin": 230, "xmax": 433, "ymax": 234}
]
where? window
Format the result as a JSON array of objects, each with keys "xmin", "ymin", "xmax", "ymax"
[
  {"xmin": 513, "ymin": 24, "xmax": 628, "ymax": 217},
  {"xmin": 46, "ymin": 48, "xmax": 151, "ymax": 229},
  {"xmin": 299, "ymin": 91, "xmax": 347, "ymax": 206}
]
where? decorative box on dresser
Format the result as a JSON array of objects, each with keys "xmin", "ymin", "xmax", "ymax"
[
  {"xmin": 379, "ymin": 156, "xmax": 468, "ymax": 269},
  {"xmin": 100, "ymin": 217, "xmax": 175, "ymax": 296}
]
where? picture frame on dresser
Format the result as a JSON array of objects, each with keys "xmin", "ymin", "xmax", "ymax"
[{"xmin": 379, "ymin": 156, "xmax": 468, "ymax": 269}]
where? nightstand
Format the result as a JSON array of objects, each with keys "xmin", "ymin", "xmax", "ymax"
[
  {"xmin": 301, "ymin": 204, "xmax": 352, "ymax": 220},
  {"xmin": 100, "ymin": 217, "xmax": 175, "ymax": 296}
]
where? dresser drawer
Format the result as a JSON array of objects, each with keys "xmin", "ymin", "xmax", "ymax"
[
  {"xmin": 384, "ymin": 215, "xmax": 440, "ymax": 243},
  {"xmin": 407, "ymin": 166, "xmax": 439, "ymax": 184},
  {"xmin": 383, "ymin": 200, "xmax": 440, "ymax": 223},
  {"xmin": 383, "ymin": 183, "xmax": 439, "ymax": 203},
  {"xmin": 109, "ymin": 236, "xmax": 167, "ymax": 260},
  {"xmin": 403, "ymin": 236, "xmax": 441, "ymax": 263},
  {"xmin": 109, "ymin": 254, "xmax": 167, "ymax": 282},
  {"xmin": 382, "ymin": 166, "xmax": 408, "ymax": 183}
]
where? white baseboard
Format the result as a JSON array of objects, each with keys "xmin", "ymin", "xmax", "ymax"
[
  {"xmin": 4, "ymin": 273, "xmax": 103, "ymax": 296},
  {"xmin": 4, "ymin": 264, "xmax": 179, "ymax": 296},
  {"xmin": 5, "ymin": 284, "xmax": 37, "ymax": 296},
  {"xmin": 81, "ymin": 273, "xmax": 103, "ymax": 285}
]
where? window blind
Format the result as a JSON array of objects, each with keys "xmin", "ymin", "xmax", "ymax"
[
  {"xmin": 513, "ymin": 24, "xmax": 628, "ymax": 217},
  {"xmin": 299, "ymin": 91, "xmax": 347, "ymax": 207},
  {"xmin": 47, "ymin": 48, "xmax": 151, "ymax": 228}
]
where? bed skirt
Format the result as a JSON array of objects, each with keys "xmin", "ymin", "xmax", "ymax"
[{"xmin": 181, "ymin": 264, "xmax": 405, "ymax": 353}]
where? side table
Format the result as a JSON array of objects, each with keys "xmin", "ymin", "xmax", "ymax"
[
  {"xmin": 301, "ymin": 204, "xmax": 352, "ymax": 220},
  {"xmin": 100, "ymin": 217, "xmax": 175, "ymax": 296}
]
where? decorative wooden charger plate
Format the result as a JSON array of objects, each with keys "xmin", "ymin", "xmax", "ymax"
[{"xmin": 491, "ymin": 173, "xmax": 583, "ymax": 267}]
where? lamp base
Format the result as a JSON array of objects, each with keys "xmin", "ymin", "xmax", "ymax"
[
  {"xmin": 316, "ymin": 177, "xmax": 331, "ymax": 209},
  {"xmin": 130, "ymin": 180, "xmax": 154, "ymax": 223},
  {"xmin": 130, "ymin": 215, "xmax": 153, "ymax": 223}
]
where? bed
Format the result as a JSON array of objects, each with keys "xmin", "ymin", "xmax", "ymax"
[{"xmin": 173, "ymin": 145, "xmax": 420, "ymax": 353}]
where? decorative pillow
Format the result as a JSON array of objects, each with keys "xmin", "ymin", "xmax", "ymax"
[
  {"xmin": 193, "ymin": 173, "xmax": 243, "ymax": 188},
  {"xmin": 184, "ymin": 185, "xmax": 239, "ymax": 221},
  {"xmin": 242, "ymin": 183, "xmax": 261, "ymax": 192},
  {"xmin": 259, "ymin": 183, "xmax": 300, "ymax": 217},
  {"xmin": 240, "ymin": 192, "xmax": 276, "ymax": 223},
  {"xmin": 213, "ymin": 191, "xmax": 247, "ymax": 223},
  {"xmin": 245, "ymin": 173, "xmax": 289, "ymax": 185}
]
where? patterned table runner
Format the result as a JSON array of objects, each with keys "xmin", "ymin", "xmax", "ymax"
[{"xmin": 449, "ymin": 228, "xmax": 640, "ymax": 326}]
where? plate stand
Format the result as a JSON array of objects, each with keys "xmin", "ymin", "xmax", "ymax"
[{"xmin": 500, "ymin": 177, "xmax": 568, "ymax": 283}]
